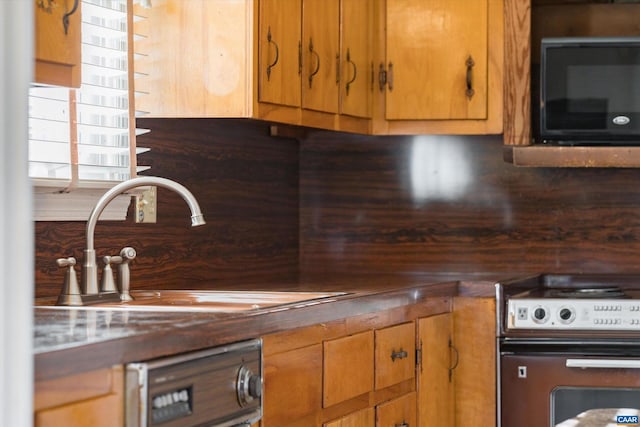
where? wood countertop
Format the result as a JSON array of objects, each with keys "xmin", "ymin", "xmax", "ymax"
[{"xmin": 34, "ymin": 273, "xmax": 508, "ymax": 382}]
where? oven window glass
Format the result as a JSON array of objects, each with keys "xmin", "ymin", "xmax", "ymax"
[{"xmin": 551, "ymin": 387, "xmax": 640, "ymax": 426}]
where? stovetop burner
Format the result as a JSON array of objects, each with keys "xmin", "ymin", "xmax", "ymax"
[{"xmin": 543, "ymin": 287, "xmax": 628, "ymax": 299}]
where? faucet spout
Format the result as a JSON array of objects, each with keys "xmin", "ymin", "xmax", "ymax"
[{"xmin": 82, "ymin": 176, "xmax": 205, "ymax": 295}]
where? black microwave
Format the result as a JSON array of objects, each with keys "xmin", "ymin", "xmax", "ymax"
[{"xmin": 540, "ymin": 37, "xmax": 640, "ymax": 145}]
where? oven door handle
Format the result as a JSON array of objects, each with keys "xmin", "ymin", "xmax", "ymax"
[{"xmin": 566, "ymin": 358, "xmax": 640, "ymax": 369}]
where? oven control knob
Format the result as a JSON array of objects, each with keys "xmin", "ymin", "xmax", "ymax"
[
  {"xmin": 559, "ymin": 307, "xmax": 574, "ymax": 323},
  {"xmin": 533, "ymin": 307, "xmax": 547, "ymax": 323},
  {"xmin": 237, "ymin": 365, "xmax": 262, "ymax": 406}
]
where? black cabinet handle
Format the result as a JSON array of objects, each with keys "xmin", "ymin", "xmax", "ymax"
[
  {"xmin": 266, "ymin": 27, "xmax": 280, "ymax": 81},
  {"xmin": 63, "ymin": 0, "xmax": 80, "ymax": 35},
  {"xmin": 466, "ymin": 55, "xmax": 475, "ymax": 99},
  {"xmin": 308, "ymin": 38, "xmax": 320, "ymax": 88},
  {"xmin": 391, "ymin": 348, "xmax": 408, "ymax": 362},
  {"xmin": 345, "ymin": 48, "xmax": 357, "ymax": 95}
]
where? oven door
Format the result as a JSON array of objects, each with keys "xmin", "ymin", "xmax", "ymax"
[{"xmin": 500, "ymin": 341, "xmax": 640, "ymax": 427}]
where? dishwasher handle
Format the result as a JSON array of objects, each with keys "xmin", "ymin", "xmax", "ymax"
[{"xmin": 566, "ymin": 358, "xmax": 640, "ymax": 369}]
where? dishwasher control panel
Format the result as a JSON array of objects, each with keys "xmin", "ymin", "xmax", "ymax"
[{"xmin": 125, "ymin": 339, "xmax": 262, "ymax": 427}]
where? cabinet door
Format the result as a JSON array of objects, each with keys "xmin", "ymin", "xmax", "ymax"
[
  {"xmin": 325, "ymin": 407, "xmax": 375, "ymax": 427},
  {"xmin": 34, "ymin": 0, "xmax": 81, "ymax": 87},
  {"xmin": 34, "ymin": 366, "xmax": 123, "ymax": 427},
  {"xmin": 324, "ymin": 330, "xmax": 374, "ymax": 407},
  {"xmin": 417, "ymin": 313, "xmax": 453, "ymax": 427},
  {"xmin": 259, "ymin": 0, "xmax": 302, "ymax": 108},
  {"xmin": 376, "ymin": 392, "xmax": 417, "ymax": 427},
  {"xmin": 385, "ymin": 0, "xmax": 488, "ymax": 120},
  {"xmin": 136, "ymin": 0, "xmax": 252, "ymax": 117},
  {"xmin": 340, "ymin": 0, "xmax": 374, "ymax": 119},
  {"xmin": 301, "ymin": 0, "xmax": 340, "ymax": 114},
  {"xmin": 263, "ymin": 344, "xmax": 323, "ymax": 427},
  {"xmin": 375, "ymin": 322, "xmax": 415, "ymax": 390}
]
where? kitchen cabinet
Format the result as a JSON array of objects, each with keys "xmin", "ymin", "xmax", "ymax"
[
  {"xmin": 504, "ymin": 0, "xmax": 640, "ymax": 167},
  {"xmin": 375, "ymin": 322, "xmax": 415, "ymax": 390},
  {"xmin": 256, "ymin": 0, "xmax": 302, "ymax": 124},
  {"xmin": 261, "ymin": 297, "xmax": 449, "ymax": 427},
  {"xmin": 417, "ymin": 313, "xmax": 454, "ymax": 427},
  {"xmin": 34, "ymin": 0, "xmax": 82, "ymax": 87},
  {"xmin": 372, "ymin": 0, "xmax": 504, "ymax": 135},
  {"xmin": 262, "ymin": 343, "xmax": 323, "ymax": 427},
  {"xmin": 453, "ymin": 297, "xmax": 496, "ymax": 426},
  {"xmin": 134, "ymin": 0, "xmax": 253, "ymax": 117},
  {"xmin": 339, "ymin": 0, "xmax": 374, "ymax": 121},
  {"xmin": 34, "ymin": 365, "xmax": 123, "ymax": 427},
  {"xmin": 324, "ymin": 407, "xmax": 374, "ymax": 427},
  {"xmin": 377, "ymin": 392, "xmax": 417, "ymax": 427},
  {"xmin": 324, "ymin": 330, "xmax": 374, "ymax": 407},
  {"xmin": 256, "ymin": 0, "xmax": 373, "ymax": 133}
]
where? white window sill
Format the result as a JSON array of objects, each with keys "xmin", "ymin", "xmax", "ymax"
[{"xmin": 33, "ymin": 182, "xmax": 134, "ymax": 222}]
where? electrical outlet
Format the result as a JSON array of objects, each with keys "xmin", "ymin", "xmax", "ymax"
[
  {"xmin": 135, "ymin": 186, "xmax": 157, "ymax": 223},
  {"xmin": 517, "ymin": 307, "xmax": 528, "ymax": 320}
]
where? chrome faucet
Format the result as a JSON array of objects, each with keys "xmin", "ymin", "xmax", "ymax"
[{"xmin": 57, "ymin": 176, "xmax": 205, "ymax": 306}]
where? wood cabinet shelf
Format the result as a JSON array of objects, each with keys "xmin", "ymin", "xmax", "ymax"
[
  {"xmin": 505, "ymin": 145, "xmax": 640, "ymax": 168},
  {"xmin": 503, "ymin": 0, "xmax": 640, "ymax": 168}
]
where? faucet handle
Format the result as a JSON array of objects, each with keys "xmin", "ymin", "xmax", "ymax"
[
  {"xmin": 100, "ymin": 255, "xmax": 122, "ymax": 293},
  {"xmin": 56, "ymin": 257, "xmax": 76, "ymax": 268},
  {"xmin": 118, "ymin": 247, "xmax": 136, "ymax": 302},
  {"xmin": 56, "ymin": 257, "xmax": 82, "ymax": 306}
]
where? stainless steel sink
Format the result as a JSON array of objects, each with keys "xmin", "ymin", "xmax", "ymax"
[{"xmin": 37, "ymin": 290, "xmax": 348, "ymax": 313}]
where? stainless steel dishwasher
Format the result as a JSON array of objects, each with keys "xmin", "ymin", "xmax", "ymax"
[{"xmin": 125, "ymin": 339, "xmax": 262, "ymax": 427}]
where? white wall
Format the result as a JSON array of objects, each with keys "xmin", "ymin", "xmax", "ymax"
[{"xmin": 1, "ymin": 1, "xmax": 34, "ymax": 426}]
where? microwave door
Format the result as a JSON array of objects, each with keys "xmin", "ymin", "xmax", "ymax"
[{"xmin": 541, "ymin": 38, "xmax": 640, "ymax": 144}]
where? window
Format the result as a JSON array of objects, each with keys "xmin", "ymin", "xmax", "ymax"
[{"xmin": 29, "ymin": 0, "xmax": 149, "ymax": 220}]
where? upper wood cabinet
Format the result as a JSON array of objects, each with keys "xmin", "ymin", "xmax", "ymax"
[
  {"xmin": 137, "ymin": 0, "xmax": 501, "ymax": 135},
  {"xmin": 257, "ymin": 0, "xmax": 302, "ymax": 112},
  {"xmin": 384, "ymin": 0, "xmax": 487, "ymax": 121},
  {"xmin": 135, "ymin": 0, "xmax": 253, "ymax": 117},
  {"xmin": 301, "ymin": 0, "xmax": 340, "ymax": 115},
  {"xmin": 504, "ymin": 0, "xmax": 640, "ymax": 167},
  {"xmin": 372, "ymin": 0, "xmax": 503, "ymax": 135},
  {"xmin": 256, "ymin": 0, "xmax": 373, "ymax": 132},
  {"xmin": 34, "ymin": 0, "xmax": 82, "ymax": 87},
  {"xmin": 340, "ymin": 0, "xmax": 374, "ymax": 120}
]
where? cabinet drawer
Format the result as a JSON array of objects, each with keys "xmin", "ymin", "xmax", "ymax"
[
  {"xmin": 376, "ymin": 392, "xmax": 417, "ymax": 427},
  {"xmin": 375, "ymin": 322, "xmax": 415, "ymax": 390},
  {"xmin": 324, "ymin": 330, "xmax": 374, "ymax": 407},
  {"xmin": 324, "ymin": 407, "xmax": 375, "ymax": 427}
]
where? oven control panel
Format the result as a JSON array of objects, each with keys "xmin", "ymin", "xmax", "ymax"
[{"xmin": 507, "ymin": 299, "xmax": 640, "ymax": 330}]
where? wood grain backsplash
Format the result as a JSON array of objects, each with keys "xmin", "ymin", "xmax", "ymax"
[
  {"xmin": 299, "ymin": 131, "xmax": 640, "ymax": 277},
  {"xmin": 35, "ymin": 119, "xmax": 640, "ymax": 297},
  {"xmin": 34, "ymin": 119, "xmax": 299, "ymax": 298}
]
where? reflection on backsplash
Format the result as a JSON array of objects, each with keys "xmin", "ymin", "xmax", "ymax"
[{"xmin": 409, "ymin": 136, "xmax": 473, "ymax": 204}]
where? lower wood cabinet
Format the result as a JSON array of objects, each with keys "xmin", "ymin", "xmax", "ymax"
[
  {"xmin": 260, "ymin": 296, "xmax": 454, "ymax": 427},
  {"xmin": 324, "ymin": 407, "xmax": 375, "ymax": 427},
  {"xmin": 377, "ymin": 392, "xmax": 417, "ymax": 427},
  {"xmin": 417, "ymin": 313, "xmax": 454, "ymax": 427},
  {"xmin": 324, "ymin": 330, "xmax": 375, "ymax": 407},
  {"xmin": 262, "ymin": 343, "xmax": 323, "ymax": 426},
  {"xmin": 34, "ymin": 365, "xmax": 124, "ymax": 427}
]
